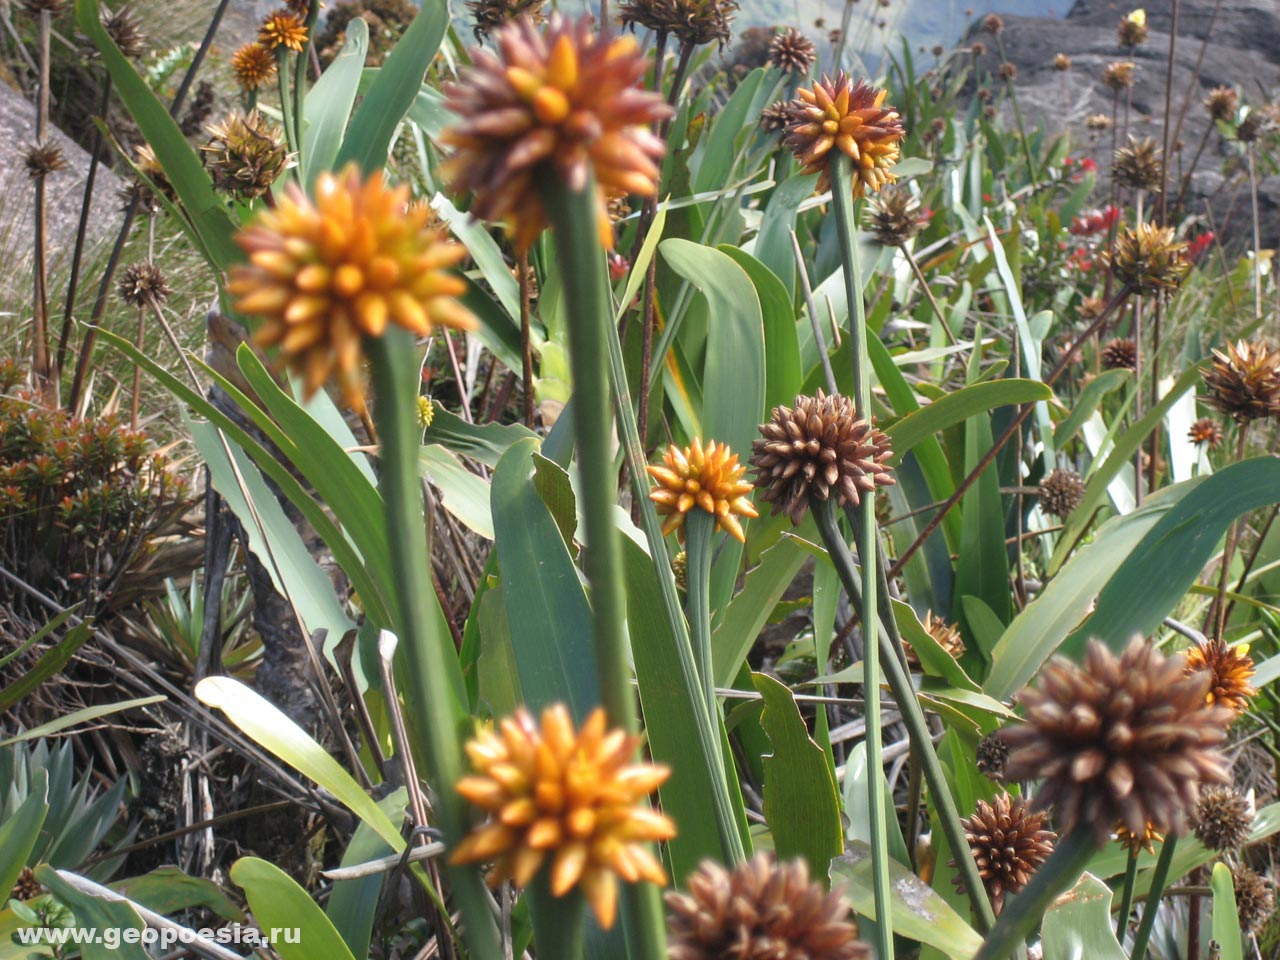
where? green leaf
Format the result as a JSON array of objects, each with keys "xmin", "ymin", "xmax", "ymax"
[
  {"xmin": 752, "ymin": 673, "xmax": 843, "ymax": 875},
  {"xmin": 490, "ymin": 439, "xmax": 600, "ymax": 720},
  {"xmin": 231, "ymin": 858, "xmax": 357, "ymax": 960},
  {"xmin": 432, "ymin": 193, "xmax": 521, "ymax": 321},
  {"xmin": 886, "ymin": 379, "xmax": 1052, "ymax": 465},
  {"xmin": 1039, "ymin": 872, "xmax": 1127, "ymax": 960},
  {"xmin": 1064, "ymin": 457, "xmax": 1280, "ymax": 657},
  {"xmin": 954, "ymin": 412, "xmax": 1010, "ymax": 631},
  {"xmin": 0, "ymin": 607, "xmax": 76, "ymax": 670},
  {"xmin": 1053, "ymin": 368, "xmax": 1130, "ymax": 447},
  {"xmin": 892, "ymin": 600, "xmax": 978, "ymax": 691},
  {"xmin": 0, "ymin": 698, "xmax": 165, "ymax": 746},
  {"xmin": 34, "ymin": 868, "xmax": 149, "ymax": 960},
  {"xmin": 302, "ymin": 17, "xmax": 368, "ymax": 185},
  {"xmin": 327, "ymin": 791, "xmax": 406, "ymax": 959},
  {"xmin": 0, "ymin": 621, "xmax": 93, "ymax": 712},
  {"xmin": 692, "ymin": 68, "xmax": 767, "ymax": 192},
  {"xmin": 829, "ymin": 844, "xmax": 983, "ymax": 959},
  {"xmin": 1211, "ymin": 862, "xmax": 1244, "ymax": 960},
  {"xmin": 196, "ymin": 678, "xmax": 404, "ymax": 851},
  {"xmin": 719, "ymin": 246, "xmax": 803, "ymax": 413},
  {"xmin": 753, "ymin": 172, "xmax": 817, "ymax": 296},
  {"xmin": 111, "ymin": 867, "xmax": 244, "ymax": 922},
  {"xmin": 335, "ymin": 0, "xmax": 449, "ymax": 173},
  {"xmin": 0, "ymin": 771, "xmax": 47, "ymax": 900},
  {"xmin": 712, "ymin": 536, "xmax": 808, "ymax": 687},
  {"xmin": 420, "ymin": 445, "xmax": 494, "ymax": 539},
  {"xmin": 423, "ymin": 403, "xmax": 538, "ymax": 468}
]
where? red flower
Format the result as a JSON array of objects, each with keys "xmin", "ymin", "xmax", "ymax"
[
  {"xmin": 608, "ymin": 252, "xmax": 630, "ymax": 281},
  {"xmin": 1187, "ymin": 232, "xmax": 1215, "ymax": 261}
]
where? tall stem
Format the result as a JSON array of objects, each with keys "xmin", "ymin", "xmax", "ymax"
[
  {"xmin": 542, "ymin": 177, "xmax": 667, "ymax": 960},
  {"xmin": 31, "ymin": 9, "xmax": 53, "ymax": 397},
  {"xmin": 1131, "ymin": 835, "xmax": 1179, "ymax": 960},
  {"xmin": 1114, "ymin": 846, "xmax": 1140, "ymax": 939},
  {"xmin": 685, "ymin": 510, "xmax": 719, "ymax": 732}
]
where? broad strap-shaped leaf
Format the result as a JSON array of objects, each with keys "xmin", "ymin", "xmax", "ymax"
[{"xmin": 231, "ymin": 858, "xmax": 358, "ymax": 960}]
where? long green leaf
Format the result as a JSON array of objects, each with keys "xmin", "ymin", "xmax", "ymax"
[
  {"xmin": 302, "ymin": 17, "xmax": 368, "ymax": 185},
  {"xmin": 0, "ymin": 771, "xmax": 47, "ymax": 900},
  {"xmin": 954, "ymin": 412, "xmax": 1010, "ymax": 633},
  {"xmin": 231, "ymin": 858, "xmax": 357, "ymax": 960},
  {"xmin": 1211, "ymin": 862, "xmax": 1244, "ymax": 960},
  {"xmin": 0, "ymin": 697, "xmax": 165, "ymax": 747},
  {"xmin": 1039, "ymin": 873, "xmax": 1127, "ymax": 960},
  {"xmin": 1053, "ymin": 368, "xmax": 1129, "ymax": 447},
  {"xmin": 887, "ymin": 379, "xmax": 1052, "ymax": 464},
  {"xmin": 718, "ymin": 246, "xmax": 802, "ymax": 413},
  {"xmin": 0, "ymin": 621, "xmax": 93, "ymax": 712},
  {"xmin": 711, "ymin": 536, "xmax": 807, "ymax": 687},
  {"xmin": 35, "ymin": 869, "xmax": 149, "ymax": 960},
  {"xmin": 0, "ymin": 607, "xmax": 76, "ymax": 669},
  {"xmin": 111, "ymin": 867, "xmax": 245, "ymax": 922},
  {"xmin": 326, "ymin": 791, "xmax": 405, "ymax": 959}
]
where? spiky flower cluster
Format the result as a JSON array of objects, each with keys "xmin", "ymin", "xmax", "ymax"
[
  {"xmin": 228, "ymin": 166, "xmax": 474, "ymax": 410},
  {"xmin": 767, "ymin": 28, "xmax": 816, "ymax": 74},
  {"xmin": 118, "ymin": 262, "xmax": 171, "ymax": 307},
  {"xmin": 783, "ymin": 74, "xmax": 905, "ymax": 198},
  {"xmin": 750, "ymin": 390, "xmax": 895, "ymax": 525},
  {"xmin": 1202, "ymin": 339, "xmax": 1280, "ymax": 423},
  {"xmin": 1038, "ymin": 468, "xmax": 1085, "ymax": 519},
  {"xmin": 1002, "ymin": 638, "xmax": 1233, "ymax": 844},
  {"xmin": 200, "ymin": 111, "xmax": 292, "ymax": 201},
  {"xmin": 1108, "ymin": 222, "xmax": 1189, "ymax": 296},
  {"xmin": 1102, "ymin": 61, "xmax": 1136, "ymax": 91},
  {"xmin": 23, "ymin": 143, "xmax": 68, "ymax": 179},
  {"xmin": 1193, "ymin": 785, "xmax": 1252, "ymax": 851},
  {"xmin": 452, "ymin": 705, "xmax": 674, "ymax": 929},
  {"xmin": 442, "ymin": 15, "xmax": 670, "ymax": 253},
  {"xmin": 467, "ymin": 0, "xmax": 545, "ymax": 39},
  {"xmin": 866, "ymin": 185, "xmax": 929, "ymax": 246},
  {"xmin": 618, "ymin": 0, "xmax": 738, "ymax": 47},
  {"xmin": 647, "ymin": 439, "xmax": 758, "ymax": 543},
  {"xmin": 103, "ymin": 5, "xmax": 146, "ymax": 58},
  {"xmin": 666, "ymin": 855, "xmax": 868, "ymax": 960},
  {"xmin": 1117, "ymin": 8, "xmax": 1148, "ymax": 48},
  {"xmin": 1234, "ymin": 866, "xmax": 1275, "ymax": 933},
  {"xmin": 955, "ymin": 793, "xmax": 1056, "ymax": 914},
  {"xmin": 1114, "ymin": 820, "xmax": 1164, "ymax": 855},
  {"xmin": 761, "ymin": 101, "xmax": 792, "ymax": 133},
  {"xmin": 904, "ymin": 611, "xmax": 965, "ymax": 668},
  {"xmin": 1184, "ymin": 639, "xmax": 1257, "ymax": 713},
  {"xmin": 1113, "ymin": 135, "xmax": 1163, "ymax": 192},
  {"xmin": 259, "ymin": 8, "xmax": 308, "ymax": 51},
  {"xmin": 1205, "ymin": 86, "xmax": 1239, "ymax": 123},
  {"xmin": 977, "ymin": 732, "xmax": 1010, "ymax": 782},
  {"xmin": 1101, "ymin": 337, "xmax": 1137, "ymax": 371},
  {"xmin": 231, "ymin": 42, "xmax": 277, "ymax": 92}
]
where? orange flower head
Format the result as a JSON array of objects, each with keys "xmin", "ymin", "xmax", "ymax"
[
  {"xmin": 259, "ymin": 9, "xmax": 308, "ymax": 52},
  {"xmin": 784, "ymin": 74, "xmax": 905, "ymax": 198},
  {"xmin": 1114, "ymin": 819, "xmax": 1164, "ymax": 855},
  {"xmin": 441, "ymin": 14, "xmax": 671, "ymax": 253},
  {"xmin": 452, "ymin": 705, "xmax": 675, "ymax": 929},
  {"xmin": 647, "ymin": 438, "xmax": 758, "ymax": 543},
  {"xmin": 227, "ymin": 166, "xmax": 474, "ymax": 411},
  {"xmin": 231, "ymin": 42, "xmax": 278, "ymax": 92},
  {"xmin": 1185, "ymin": 640, "xmax": 1257, "ymax": 713}
]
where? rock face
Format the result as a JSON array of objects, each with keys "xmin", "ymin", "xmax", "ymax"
[{"xmin": 972, "ymin": 0, "xmax": 1280, "ymax": 246}]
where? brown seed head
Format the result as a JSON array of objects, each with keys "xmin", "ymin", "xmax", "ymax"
[
  {"xmin": 118, "ymin": 262, "xmax": 172, "ymax": 307},
  {"xmin": 232, "ymin": 42, "xmax": 278, "ymax": 92},
  {"xmin": 1234, "ymin": 866, "xmax": 1275, "ymax": 933},
  {"xmin": 1184, "ymin": 640, "xmax": 1257, "ymax": 713},
  {"xmin": 1108, "ymin": 222, "xmax": 1189, "ymax": 296},
  {"xmin": 23, "ymin": 142, "xmax": 69, "ymax": 179},
  {"xmin": 1188, "ymin": 416, "xmax": 1224, "ymax": 448},
  {"xmin": 866, "ymin": 184, "xmax": 929, "ymax": 246},
  {"xmin": 977, "ymin": 731, "xmax": 1010, "ymax": 782},
  {"xmin": 1086, "ymin": 113, "xmax": 1114, "ymax": 132},
  {"xmin": 761, "ymin": 100, "xmax": 794, "ymax": 134},
  {"xmin": 9, "ymin": 866, "xmax": 42, "ymax": 903},
  {"xmin": 468, "ymin": 0, "xmax": 546, "ymax": 40},
  {"xmin": 1113, "ymin": 135, "xmax": 1163, "ymax": 192},
  {"xmin": 905, "ymin": 610, "xmax": 965, "ymax": 668},
  {"xmin": 227, "ymin": 166, "xmax": 475, "ymax": 411},
  {"xmin": 103, "ymin": 5, "xmax": 146, "ymax": 58},
  {"xmin": 998, "ymin": 61, "xmax": 1017, "ymax": 82},
  {"xmin": 750, "ymin": 390, "xmax": 895, "ymax": 525},
  {"xmin": 1193, "ymin": 785, "xmax": 1252, "ymax": 851},
  {"xmin": 666, "ymin": 854, "xmax": 868, "ymax": 960},
  {"xmin": 1202, "ymin": 340, "xmax": 1280, "ymax": 423},
  {"xmin": 953, "ymin": 793, "xmax": 1056, "ymax": 914},
  {"xmin": 1037, "ymin": 468, "xmax": 1085, "ymax": 519},
  {"xmin": 1101, "ymin": 337, "xmax": 1137, "ymax": 371},
  {"xmin": 981, "ymin": 13, "xmax": 1003, "ymax": 35},
  {"xmin": 1002, "ymin": 637, "xmax": 1233, "ymax": 844},
  {"xmin": 1102, "ymin": 60, "xmax": 1136, "ymax": 91},
  {"xmin": 1237, "ymin": 112, "xmax": 1267, "ymax": 143},
  {"xmin": 441, "ymin": 15, "xmax": 671, "ymax": 254},
  {"xmin": 1053, "ymin": 53, "xmax": 1071, "ymax": 71},
  {"xmin": 21, "ymin": 0, "xmax": 66, "ymax": 14},
  {"xmin": 647, "ymin": 438, "xmax": 758, "ymax": 543},
  {"xmin": 783, "ymin": 74, "xmax": 905, "ymax": 198},
  {"xmin": 618, "ymin": 0, "xmax": 737, "ymax": 47},
  {"xmin": 1204, "ymin": 86, "xmax": 1239, "ymax": 124},
  {"xmin": 768, "ymin": 28, "xmax": 816, "ymax": 74},
  {"xmin": 259, "ymin": 9, "xmax": 308, "ymax": 51},
  {"xmin": 452, "ymin": 705, "xmax": 674, "ymax": 930},
  {"xmin": 200, "ymin": 110, "xmax": 293, "ymax": 201}
]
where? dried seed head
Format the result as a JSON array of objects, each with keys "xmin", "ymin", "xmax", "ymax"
[
  {"xmin": 783, "ymin": 74, "xmax": 905, "ymax": 199},
  {"xmin": 998, "ymin": 61, "xmax": 1017, "ymax": 82},
  {"xmin": 1108, "ymin": 222, "xmax": 1189, "ymax": 296},
  {"xmin": 1202, "ymin": 340, "xmax": 1280, "ymax": 423},
  {"xmin": 1053, "ymin": 53, "xmax": 1071, "ymax": 71},
  {"xmin": 200, "ymin": 110, "xmax": 293, "ymax": 201},
  {"xmin": 1204, "ymin": 86, "xmax": 1239, "ymax": 124},
  {"xmin": 666, "ymin": 855, "xmax": 868, "ymax": 960},
  {"xmin": 953, "ymin": 793, "xmax": 1056, "ymax": 914},
  {"xmin": 1234, "ymin": 866, "xmax": 1275, "ymax": 933},
  {"xmin": 1002, "ymin": 637, "xmax": 1233, "ymax": 845},
  {"xmin": 452, "ymin": 705, "xmax": 675, "ymax": 930},
  {"xmin": 977, "ymin": 731, "xmax": 1010, "ymax": 782},
  {"xmin": 904, "ymin": 610, "xmax": 965, "ymax": 668},
  {"xmin": 750, "ymin": 390, "xmax": 895, "ymax": 525},
  {"xmin": 259, "ymin": 8, "xmax": 309, "ymax": 51},
  {"xmin": 231, "ymin": 42, "xmax": 278, "ymax": 92},
  {"xmin": 981, "ymin": 13, "xmax": 1003, "ymax": 35},
  {"xmin": 1187, "ymin": 416, "xmax": 1224, "ymax": 449},
  {"xmin": 1117, "ymin": 9, "xmax": 1148, "ymax": 48},
  {"xmin": 9, "ymin": 867, "xmax": 42, "ymax": 903},
  {"xmin": 468, "ymin": 0, "xmax": 546, "ymax": 39},
  {"xmin": 1237, "ymin": 112, "xmax": 1266, "ymax": 143},
  {"xmin": 1184, "ymin": 640, "xmax": 1257, "ymax": 713},
  {"xmin": 441, "ymin": 14, "xmax": 671, "ymax": 254},
  {"xmin": 23, "ymin": 142, "xmax": 69, "ymax": 179},
  {"xmin": 866, "ymin": 184, "xmax": 929, "ymax": 246},
  {"xmin": 1101, "ymin": 337, "xmax": 1138, "ymax": 371},
  {"xmin": 1102, "ymin": 60, "xmax": 1136, "ymax": 91},
  {"xmin": 1086, "ymin": 113, "xmax": 1114, "ymax": 132},
  {"xmin": 618, "ymin": 0, "xmax": 738, "ymax": 47},
  {"xmin": 21, "ymin": 0, "xmax": 67, "ymax": 15},
  {"xmin": 1193, "ymin": 785, "xmax": 1252, "ymax": 851},
  {"xmin": 1113, "ymin": 135, "xmax": 1163, "ymax": 192},
  {"xmin": 761, "ymin": 100, "xmax": 793, "ymax": 134},
  {"xmin": 131, "ymin": 143, "xmax": 178, "ymax": 206},
  {"xmin": 103, "ymin": 5, "xmax": 146, "ymax": 58},
  {"xmin": 1037, "ymin": 468, "xmax": 1085, "ymax": 519},
  {"xmin": 118, "ymin": 262, "xmax": 172, "ymax": 307},
  {"xmin": 647, "ymin": 438, "xmax": 758, "ymax": 543},
  {"xmin": 767, "ymin": 28, "xmax": 816, "ymax": 74}
]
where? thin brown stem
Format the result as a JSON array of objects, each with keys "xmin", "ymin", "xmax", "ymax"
[
  {"xmin": 30, "ymin": 10, "xmax": 53, "ymax": 398},
  {"xmin": 902, "ymin": 243, "xmax": 957, "ymax": 346}
]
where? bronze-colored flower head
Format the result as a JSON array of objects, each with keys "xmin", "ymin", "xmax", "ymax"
[
  {"xmin": 468, "ymin": 0, "xmax": 545, "ymax": 40},
  {"xmin": 768, "ymin": 27, "xmax": 816, "ymax": 74},
  {"xmin": 1114, "ymin": 820, "xmax": 1164, "ymax": 855},
  {"xmin": 1108, "ymin": 222, "xmax": 1189, "ymax": 296},
  {"xmin": 761, "ymin": 100, "xmax": 793, "ymax": 134},
  {"xmin": 671, "ymin": 549, "xmax": 688, "ymax": 592},
  {"xmin": 1202, "ymin": 340, "xmax": 1280, "ymax": 423},
  {"xmin": 416, "ymin": 395, "xmax": 435, "ymax": 428},
  {"xmin": 231, "ymin": 42, "xmax": 278, "ymax": 92},
  {"xmin": 905, "ymin": 610, "xmax": 965, "ymax": 668},
  {"xmin": 1086, "ymin": 113, "xmax": 1114, "ymax": 132},
  {"xmin": 1053, "ymin": 52, "xmax": 1072, "ymax": 71},
  {"xmin": 1113, "ymin": 135, "xmax": 1163, "ymax": 192},
  {"xmin": 981, "ymin": 13, "xmax": 1003, "ymax": 35},
  {"xmin": 23, "ymin": 142, "xmax": 68, "ymax": 179},
  {"xmin": 102, "ymin": 5, "xmax": 145, "ymax": 58},
  {"xmin": 1237, "ymin": 112, "xmax": 1266, "ymax": 144},
  {"xmin": 666, "ymin": 854, "xmax": 868, "ymax": 960},
  {"xmin": 998, "ymin": 61, "xmax": 1017, "ymax": 82},
  {"xmin": 1079, "ymin": 295, "xmax": 1106, "ymax": 322},
  {"xmin": 750, "ymin": 390, "xmax": 895, "ymax": 525},
  {"xmin": 21, "ymin": 0, "xmax": 66, "ymax": 14},
  {"xmin": 200, "ymin": 110, "xmax": 293, "ymax": 201},
  {"xmin": 1234, "ymin": 866, "xmax": 1275, "ymax": 933},
  {"xmin": 228, "ymin": 166, "xmax": 475, "ymax": 411},
  {"xmin": 647, "ymin": 438, "xmax": 758, "ymax": 543},
  {"xmin": 1101, "ymin": 337, "xmax": 1137, "ymax": 371},
  {"xmin": 1184, "ymin": 639, "xmax": 1257, "ymax": 713},
  {"xmin": 452, "ymin": 705, "xmax": 674, "ymax": 930},
  {"xmin": 1188, "ymin": 416, "xmax": 1223, "ymax": 449},
  {"xmin": 953, "ymin": 793, "xmax": 1055, "ymax": 914},
  {"xmin": 441, "ymin": 15, "xmax": 671, "ymax": 254},
  {"xmin": 259, "ymin": 9, "xmax": 308, "ymax": 51},
  {"xmin": 1002, "ymin": 637, "xmax": 1233, "ymax": 844},
  {"xmin": 1102, "ymin": 60, "xmax": 1136, "ymax": 91},
  {"xmin": 866, "ymin": 184, "xmax": 929, "ymax": 246},
  {"xmin": 1193, "ymin": 785, "xmax": 1252, "ymax": 851},
  {"xmin": 1037, "ymin": 468, "xmax": 1085, "ymax": 519},
  {"xmin": 1204, "ymin": 86, "xmax": 1239, "ymax": 124},
  {"xmin": 132, "ymin": 143, "xmax": 178, "ymax": 205},
  {"xmin": 118, "ymin": 262, "xmax": 171, "ymax": 307},
  {"xmin": 977, "ymin": 731, "xmax": 1010, "ymax": 782},
  {"xmin": 618, "ymin": 0, "xmax": 738, "ymax": 48},
  {"xmin": 783, "ymin": 74, "xmax": 905, "ymax": 198},
  {"xmin": 970, "ymin": 41, "xmax": 986, "ymax": 57},
  {"xmin": 1117, "ymin": 9, "xmax": 1148, "ymax": 48},
  {"xmin": 9, "ymin": 866, "xmax": 42, "ymax": 902}
]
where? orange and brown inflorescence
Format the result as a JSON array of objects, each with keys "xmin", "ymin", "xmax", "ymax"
[
  {"xmin": 647, "ymin": 439, "xmax": 758, "ymax": 543},
  {"xmin": 1108, "ymin": 222, "xmax": 1189, "ymax": 296},
  {"xmin": 231, "ymin": 42, "xmax": 278, "ymax": 92},
  {"xmin": 228, "ymin": 166, "xmax": 474, "ymax": 411},
  {"xmin": 1184, "ymin": 639, "xmax": 1257, "ymax": 713},
  {"xmin": 259, "ymin": 8, "xmax": 308, "ymax": 51},
  {"xmin": 441, "ymin": 14, "xmax": 671, "ymax": 254},
  {"xmin": 954, "ymin": 793, "xmax": 1056, "ymax": 915},
  {"xmin": 1187, "ymin": 416, "xmax": 1224, "ymax": 448},
  {"xmin": 451, "ymin": 705, "xmax": 675, "ymax": 930},
  {"xmin": 1202, "ymin": 339, "xmax": 1280, "ymax": 423},
  {"xmin": 1002, "ymin": 638, "xmax": 1233, "ymax": 845},
  {"xmin": 783, "ymin": 74, "xmax": 905, "ymax": 198}
]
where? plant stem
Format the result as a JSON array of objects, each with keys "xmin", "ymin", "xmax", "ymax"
[
  {"xmin": 1208, "ymin": 424, "xmax": 1250, "ymax": 638},
  {"xmin": 1131, "ymin": 834, "xmax": 1179, "ymax": 960},
  {"xmin": 973, "ymin": 826, "xmax": 1097, "ymax": 960},
  {"xmin": 1248, "ymin": 142, "xmax": 1262, "ymax": 321},
  {"xmin": 517, "ymin": 252, "xmax": 535, "ymax": 427},
  {"xmin": 1114, "ymin": 846, "xmax": 1139, "ymax": 939},
  {"xmin": 366, "ymin": 330, "xmax": 502, "ymax": 960},
  {"xmin": 542, "ymin": 176, "xmax": 667, "ymax": 960},
  {"xmin": 685, "ymin": 509, "xmax": 719, "ymax": 731},
  {"xmin": 277, "ymin": 48, "xmax": 298, "ymax": 155}
]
